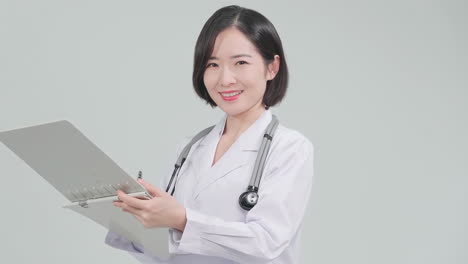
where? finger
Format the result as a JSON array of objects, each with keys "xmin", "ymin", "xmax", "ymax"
[
  {"xmin": 133, "ymin": 214, "xmax": 144, "ymax": 224},
  {"xmin": 116, "ymin": 202, "xmax": 142, "ymax": 216},
  {"xmin": 119, "ymin": 206, "xmax": 146, "ymax": 226},
  {"xmin": 117, "ymin": 190, "xmax": 147, "ymax": 209},
  {"xmin": 138, "ymin": 178, "xmax": 167, "ymax": 198}
]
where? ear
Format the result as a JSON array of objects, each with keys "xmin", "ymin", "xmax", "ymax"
[{"xmin": 266, "ymin": 55, "xmax": 280, "ymax": 81}]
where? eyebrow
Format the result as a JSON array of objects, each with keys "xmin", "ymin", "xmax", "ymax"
[{"xmin": 208, "ymin": 54, "xmax": 252, "ymax": 60}]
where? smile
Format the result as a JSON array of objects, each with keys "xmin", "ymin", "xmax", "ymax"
[{"xmin": 220, "ymin": 90, "xmax": 243, "ymax": 101}]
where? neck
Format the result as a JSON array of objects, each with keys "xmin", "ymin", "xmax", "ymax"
[{"xmin": 223, "ymin": 104, "xmax": 266, "ymax": 138}]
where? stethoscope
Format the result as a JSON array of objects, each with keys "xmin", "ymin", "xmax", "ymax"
[{"xmin": 165, "ymin": 115, "xmax": 279, "ymax": 211}]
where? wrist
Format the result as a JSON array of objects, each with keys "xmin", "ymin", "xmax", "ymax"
[{"xmin": 173, "ymin": 207, "xmax": 187, "ymax": 232}]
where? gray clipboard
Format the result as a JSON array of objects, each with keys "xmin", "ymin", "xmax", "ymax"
[
  {"xmin": 0, "ymin": 120, "xmax": 169, "ymax": 259},
  {"xmin": 0, "ymin": 120, "xmax": 145, "ymax": 201}
]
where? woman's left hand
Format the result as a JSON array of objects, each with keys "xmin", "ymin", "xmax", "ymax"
[{"xmin": 113, "ymin": 178, "xmax": 187, "ymax": 232}]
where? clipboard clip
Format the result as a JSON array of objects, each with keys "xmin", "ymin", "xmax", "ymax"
[{"xmin": 78, "ymin": 200, "xmax": 89, "ymax": 208}]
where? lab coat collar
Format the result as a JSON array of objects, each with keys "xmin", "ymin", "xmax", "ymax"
[
  {"xmin": 198, "ymin": 109, "xmax": 273, "ymax": 151},
  {"xmin": 192, "ymin": 109, "xmax": 273, "ymax": 200}
]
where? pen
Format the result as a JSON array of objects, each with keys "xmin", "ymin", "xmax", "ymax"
[{"xmin": 137, "ymin": 170, "xmax": 143, "ymax": 180}]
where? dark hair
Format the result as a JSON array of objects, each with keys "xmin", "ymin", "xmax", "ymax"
[{"xmin": 192, "ymin": 5, "xmax": 289, "ymax": 109}]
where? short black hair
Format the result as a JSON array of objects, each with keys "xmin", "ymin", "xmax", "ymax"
[{"xmin": 192, "ymin": 5, "xmax": 289, "ymax": 109}]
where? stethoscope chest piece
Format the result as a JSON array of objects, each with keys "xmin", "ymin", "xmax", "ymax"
[{"xmin": 238, "ymin": 189, "xmax": 259, "ymax": 211}]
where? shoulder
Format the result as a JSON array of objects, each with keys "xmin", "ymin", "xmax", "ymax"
[
  {"xmin": 272, "ymin": 124, "xmax": 314, "ymax": 158},
  {"xmin": 173, "ymin": 124, "xmax": 215, "ymax": 158},
  {"xmin": 174, "ymin": 135, "xmax": 194, "ymax": 157},
  {"xmin": 262, "ymin": 123, "xmax": 315, "ymax": 183}
]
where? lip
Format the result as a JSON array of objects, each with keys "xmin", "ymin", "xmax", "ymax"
[
  {"xmin": 219, "ymin": 90, "xmax": 243, "ymax": 102},
  {"xmin": 219, "ymin": 90, "xmax": 241, "ymax": 94}
]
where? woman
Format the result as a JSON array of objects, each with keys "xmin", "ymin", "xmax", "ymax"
[{"xmin": 107, "ymin": 5, "xmax": 314, "ymax": 264}]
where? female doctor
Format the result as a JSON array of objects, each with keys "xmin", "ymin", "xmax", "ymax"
[{"xmin": 107, "ymin": 5, "xmax": 314, "ymax": 264}]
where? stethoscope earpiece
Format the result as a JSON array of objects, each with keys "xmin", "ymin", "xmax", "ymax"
[{"xmin": 238, "ymin": 188, "xmax": 259, "ymax": 211}]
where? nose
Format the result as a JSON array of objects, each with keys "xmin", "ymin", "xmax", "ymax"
[{"xmin": 220, "ymin": 66, "xmax": 236, "ymax": 87}]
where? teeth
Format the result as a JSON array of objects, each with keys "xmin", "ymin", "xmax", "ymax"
[{"xmin": 221, "ymin": 91, "xmax": 242, "ymax": 97}]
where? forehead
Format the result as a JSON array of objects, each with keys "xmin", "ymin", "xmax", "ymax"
[{"xmin": 210, "ymin": 27, "xmax": 259, "ymax": 58}]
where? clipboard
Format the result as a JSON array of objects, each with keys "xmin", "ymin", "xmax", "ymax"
[{"xmin": 0, "ymin": 120, "xmax": 169, "ymax": 259}]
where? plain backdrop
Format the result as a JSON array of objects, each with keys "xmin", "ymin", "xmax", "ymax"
[{"xmin": 0, "ymin": 0, "xmax": 467, "ymax": 263}]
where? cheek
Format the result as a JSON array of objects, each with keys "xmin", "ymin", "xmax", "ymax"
[
  {"xmin": 242, "ymin": 68, "xmax": 267, "ymax": 86},
  {"xmin": 203, "ymin": 71, "xmax": 217, "ymax": 89},
  {"xmin": 203, "ymin": 72, "xmax": 218, "ymax": 100}
]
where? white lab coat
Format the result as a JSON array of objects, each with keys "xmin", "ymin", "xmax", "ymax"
[{"xmin": 105, "ymin": 110, "xmax": 314, "ymax": 264}]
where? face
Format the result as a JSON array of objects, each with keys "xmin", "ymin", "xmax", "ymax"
[{"xmin": 203, "ymin": 27, "xmax": 279, "ymax": 118}]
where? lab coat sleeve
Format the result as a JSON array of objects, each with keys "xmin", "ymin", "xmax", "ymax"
[
  {"xmin": 174, "ymin": 134, "xmax": 314, "ymax": 263},
  {"xmin": 105, "ymin": 231, "xmax": 170, "ymax": 263},
  {"xmin": 105, "ymin": 230, "xmax": 171, "ymax": 263},
  {"xmin": 105, "ymin": 230, "xmax": 144, "ymax": 253}
]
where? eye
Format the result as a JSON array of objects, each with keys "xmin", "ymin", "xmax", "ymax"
[
  {"xmin": 206, "ymin": 62, "xmax": 218, "ymax": 68},
  {"xmin": 236, "ymin": 60, "xmax": 249, "ymax": 65}
]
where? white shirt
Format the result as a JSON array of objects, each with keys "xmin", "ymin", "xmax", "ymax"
[{"xmin": 105, "ymin": 109, "xmax": 314, "ymax": 264}]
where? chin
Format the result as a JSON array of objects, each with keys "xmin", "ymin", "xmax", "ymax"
[{"xmin": 218, "ymin": 104, "xmax": 248, "ymax": 117}]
